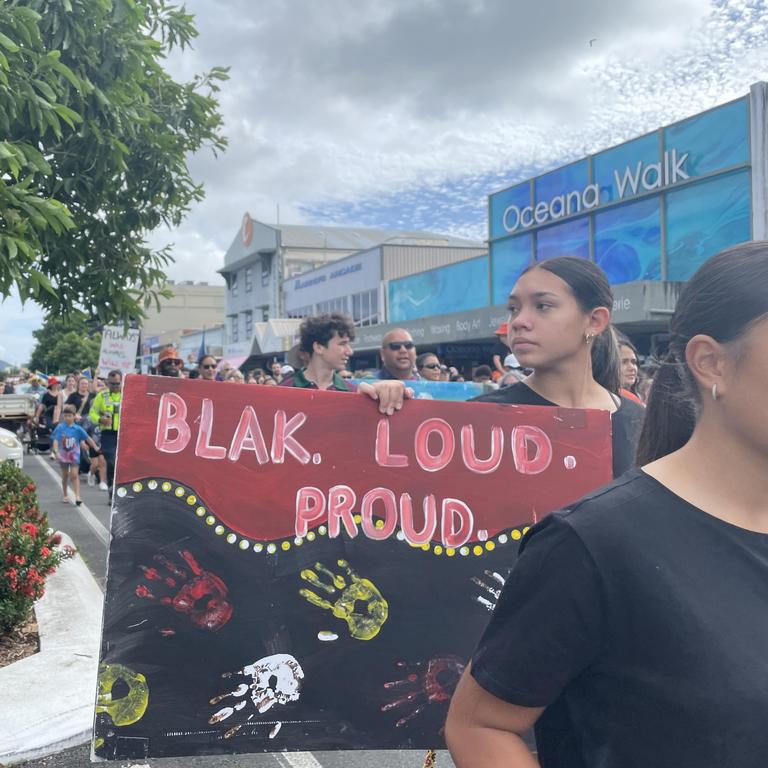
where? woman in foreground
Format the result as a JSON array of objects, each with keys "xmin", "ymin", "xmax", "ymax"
[{"xmin": 445, "ymin": 242, "xmax": 768, "ymax": 767}]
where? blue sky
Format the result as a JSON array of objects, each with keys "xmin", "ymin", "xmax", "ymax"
[{"xmin": 4, "ymin": 0, "xmax": 768, "ymax": 365}]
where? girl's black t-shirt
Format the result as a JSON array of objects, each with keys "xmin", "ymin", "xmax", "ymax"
[
  {"xmin": 40, "ymin": 391, "xmax": 59, "ymax": 425},
  {"xmin": 471, "ymin": 381, "xmax": 645, "ymax": 478},
  {"xmin": 472, "ymin": 469, "xmax": 768, "ymax": 767},
  {"xmin": 65, "ymin": 391, "xmax": 95, "ymax": 414}
]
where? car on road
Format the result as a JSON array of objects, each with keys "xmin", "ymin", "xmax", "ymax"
[{"xmin": 0, "ymin": 425, "xmax": 23, "ymax": 468}]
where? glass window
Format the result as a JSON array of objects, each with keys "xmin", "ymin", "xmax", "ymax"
[
  {"xmin": 244, "ymin": 310, "xmax": 252, "ymax": 339},
  {"xmin": 245, "ymin": 267, "xmax": 253, "ymax": 293},
  {"xmin": 287, "ymin": 305, "xmax": 312, "ymax": 319},
  {"xmin": 490, "ymin": 234, "xmax": 532, "ymax": 305},
  {"xmin": 489, "ymin": 181, "xmax": 531, "ymax": 240},
  {"xmin": 230, "ymin": 314, "xmax": 239, "ymax": 343},
  {"xmin": 352, "ymin": 294, "xmax": 361, "ymax": 324},
  {"xmin": 664, "ymin": 98, "xmax": 748, "ymax": 180},
  {"xmin": 230, "ymin": 272, "xmax": 238, "ymax": 298},
  {"xmin": 368, "ymin": 289, "xmax": 379, "ymax": 325},
  {"xmin": 536, "ymin": 217, "xmax": 589, "ymax": 262},
  {"xmin": 594, "ymin": 197, "xmax": 661, "ymax": 284},
  {"xmin": 666, "ymin": 169, "xmax": 751, "ymax": 281}
]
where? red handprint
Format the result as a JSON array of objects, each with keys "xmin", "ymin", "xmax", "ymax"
[
  {"xmin": 135, "ymin": 550, "xmax": 233, "ymax": 631},
  {"xmin": 381, "ymin": 655, "xmax": 466, "ymax": 727}
]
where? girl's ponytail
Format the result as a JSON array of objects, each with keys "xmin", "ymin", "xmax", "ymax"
[
  {"xmin": 635, "ymin": 351, "xmax": 696, "ymax": 464},
  {"xmin": 636, "ymin": 241, "xmax": 768, "ymax": 464},
  {"xmin": 590, "ymin": 325, "xmax": 621, "ymax": 395}
]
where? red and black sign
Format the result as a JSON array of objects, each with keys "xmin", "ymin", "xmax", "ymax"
[{"xmin": 93, "ymin": 375, "xmax": 611, "ymax": 758}]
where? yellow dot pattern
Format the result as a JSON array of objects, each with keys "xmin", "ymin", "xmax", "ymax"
[{"xmin": 114, "ymin": 481, "xmax": 533, "ymax": 559}]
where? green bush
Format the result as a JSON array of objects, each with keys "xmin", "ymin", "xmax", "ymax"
[{"xmin": 0, "ymin": 460, "xmax": 72, "ymax": 633}]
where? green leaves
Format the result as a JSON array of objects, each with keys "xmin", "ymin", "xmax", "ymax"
[{"xmin": 0, "ymin": 0, "xmax": 228, "ymax": 324}]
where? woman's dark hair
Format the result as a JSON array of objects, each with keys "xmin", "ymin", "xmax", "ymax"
[
  {"xmin": 416, "ymin": 352, "xmax": 438, "ymax": 369},
  {"xmin": 198, "ymin": 354, "xmax": 217, "ymax": 367},
  {"xmin": 637, "ymin": 242, "xmax": 768, "ymax": 464},
  {"xmin": 299, "ymin": 313, "xmax": 355, "ymax": 355},
  {"xmin": 524, "ymin": 257, "xmax": 621, "ymax": 393}
]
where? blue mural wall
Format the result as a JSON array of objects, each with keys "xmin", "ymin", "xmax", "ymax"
[
  {"xmin": 490, "ymin": 233, "xmax": 532, "ymax": 304},
  {"xmin": 536, "ymin": 217, "xmax": 590, "ymax": 262},
  {"xmin": 388, "ymin": 257, "xmax": 489, "ymax": 322},
  {"xmin": 595, "ymin": 196, "xmax": 661, "ymax": 283},
  {"xmin": 666, "ymin": 169, "xmax": 752, "ymax": 280},
  {"xmin": 487, "ymin": 96, "xmax": 752, "ymax": 294}
]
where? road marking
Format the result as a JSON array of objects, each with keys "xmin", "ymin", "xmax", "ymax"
[
  {"xmin": 34, "ymin": 454, "xmax": 111, "ymax": 545},
  {"xmin": 275, "ymin": 753, "xmax": 324, "ymax": 768}
]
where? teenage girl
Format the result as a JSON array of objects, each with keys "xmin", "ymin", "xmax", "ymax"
[
  {"xmin": 471, "ymin": 256, "xmax": 645, "ymax": 477},
  {"xmin": 446, "ymin": 242, "xmax": 768, "ymax": 767}
]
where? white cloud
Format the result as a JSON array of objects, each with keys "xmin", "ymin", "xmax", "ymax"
[
  {"xmin": 5, "ymin": 0, "xmax": 768, "ymax": 358},
  {"xmin": 159, "ymin": 0, "xmax": 767, "ymax": 253}
]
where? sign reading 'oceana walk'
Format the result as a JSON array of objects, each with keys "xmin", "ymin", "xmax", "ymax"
[{"xmin": 501, "ymin": 148, "xmax": 690, "ymax": 234}]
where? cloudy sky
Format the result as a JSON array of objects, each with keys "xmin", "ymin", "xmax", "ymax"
[{"xmin": 3, "ymin": 0, "xmax": 768, "ymax": 366}]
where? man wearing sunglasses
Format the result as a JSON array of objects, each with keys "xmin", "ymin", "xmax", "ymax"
[
  {"xmin": 156, "ymin": 346, "xmax": 184, "ymax": 377},
  {"xmin": 376, "ymin": 329, "xmax": 419, "ymax": 381}
]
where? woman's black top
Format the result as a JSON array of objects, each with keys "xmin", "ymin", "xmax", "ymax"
[
  {"xmin": 472, "ymin": 469, "xmax": 768, "ymax": 767},
  {"xmin": 471, "ymin": 381, "xmax": 645, "ymax": 478}
]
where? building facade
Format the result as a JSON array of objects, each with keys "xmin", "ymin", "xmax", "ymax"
[
  {"xmin": 350, "ymin": 82, "xmax": 767, "ymax": 366},
  {"xmin": 140, "ymin": 281, "xmax": 225, "ymax": 337},
  {"xmin": 218, "ymin": 217, "xmax": 483, "ymax": 364}
]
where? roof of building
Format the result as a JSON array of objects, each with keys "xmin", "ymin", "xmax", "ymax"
[{"xmin": 263, "ymin": 222, "xmax": 483, "ymax": 251}]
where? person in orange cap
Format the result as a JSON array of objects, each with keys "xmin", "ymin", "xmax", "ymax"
[
  {"xmin": 157, "ymin": 346, "xmax": 184, "ymax": 377},
  {"xmin": 491, "ymin": 322, "xmax": 512, "ymax": 377}
]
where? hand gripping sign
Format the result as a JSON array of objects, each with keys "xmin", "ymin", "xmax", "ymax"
[{"xmin": 94, "ymin": 375, "xmax": 611, "ymax": 759}]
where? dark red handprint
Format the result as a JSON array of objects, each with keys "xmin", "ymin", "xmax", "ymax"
[
  {"xmin": 381, "ymin": 655, "xmax": 466, "ymax": 727},
  {"xmin": 135, "ymin": 550, "xmax": 233, "ymax": 631}
]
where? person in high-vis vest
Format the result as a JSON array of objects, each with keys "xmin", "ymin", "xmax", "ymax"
[{"xmin": 89, "ymin": 369, "xmax": 122, "ymax": 491}]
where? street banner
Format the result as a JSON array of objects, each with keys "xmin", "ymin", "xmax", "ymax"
[
  {"xmin": 98, "ymin": 326, "xmax": 140, "ymax": 378},
  {"xmin": 94, "ymin": 375, "xmax": 612, "ymax": 759}
]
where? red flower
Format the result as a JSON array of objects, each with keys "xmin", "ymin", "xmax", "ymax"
[
  {"xmin": 21, "ymin": 522, "xmax": 37, "ymax": 537},
  {"xmin": 41, "ymin": 547, "xmax": 51, "ymax": 558}
]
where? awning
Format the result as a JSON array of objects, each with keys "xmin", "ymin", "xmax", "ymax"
[{"xmin": 250, "ymin": 318, "xmax": 302, "ymax": 355}]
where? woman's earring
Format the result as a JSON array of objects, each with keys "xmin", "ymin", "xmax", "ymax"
[
  {"xmin": 585, "ymin": 333, "xmax": 594, "ymax": 344},
  {"xmin": 711, "ymin": 384, "xmax": 718, "ymax": 402}
]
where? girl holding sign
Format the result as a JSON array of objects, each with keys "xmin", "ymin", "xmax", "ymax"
[{"xmin": 446, "ymin": 243, "xmax": 768, "ymax": 767}]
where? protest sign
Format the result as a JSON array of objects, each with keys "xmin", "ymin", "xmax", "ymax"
[
  {"xmin": 98, "ymin": 326, "xmax": 140, "ymax": 377},
  {"xmin": 94, "ymin": 375, "xmax": 612, "ymax": 759}
]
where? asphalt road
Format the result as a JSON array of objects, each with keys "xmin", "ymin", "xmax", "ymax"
[{"xmin": 19, "ymin": 455, "xmax": 455, "ymax": 768}]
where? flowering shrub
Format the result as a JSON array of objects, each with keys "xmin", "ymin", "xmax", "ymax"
[{"xmin": 0, "ymin": 460, "xmax": 72, "ymax": 633}]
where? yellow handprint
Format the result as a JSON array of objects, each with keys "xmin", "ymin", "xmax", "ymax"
[
  {"xmin": 299, "ymin": 559, "xmax": 388, "ymax": 640},
  {"xmin": 96, "ymin": 663, "xmax": 149, "ymax": 726}
]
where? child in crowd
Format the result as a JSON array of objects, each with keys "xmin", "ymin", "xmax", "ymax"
[{"xmin": 51, "ymin": 405, "xmax": 101, "ymax": 506}]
